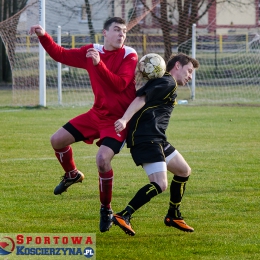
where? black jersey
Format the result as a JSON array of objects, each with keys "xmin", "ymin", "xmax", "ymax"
[{"xmin": 127, "ymin": 74, "xmax": 177, "ymax": 147}]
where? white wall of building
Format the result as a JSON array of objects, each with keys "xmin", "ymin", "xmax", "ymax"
[{"xmin": 17, "ymin": 0, "xmax": 112, "ymax": 35}]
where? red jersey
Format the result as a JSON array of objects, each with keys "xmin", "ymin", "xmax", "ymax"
[{"xmin": 39, "ymin": 33, "xmax": 138, "ymax": 119}]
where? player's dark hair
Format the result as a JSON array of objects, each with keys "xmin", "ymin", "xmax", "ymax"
[
  {"xmin": 103, "ymin": 17, "xmax": 126, "ymax": 30},
  {"xmin": 166, "ymin": 53, "xmax": 199, "ymax": 72}
]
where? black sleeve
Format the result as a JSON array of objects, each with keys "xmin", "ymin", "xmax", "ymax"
[{"xmin": 136, "ymin": 76, "xmax": 176, "ymax": 103}]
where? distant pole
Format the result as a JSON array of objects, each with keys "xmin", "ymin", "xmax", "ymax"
[
  {"xmin": 191, "ymin": 23, "xmax": 196, "ymax": 100},
  {"xmin": 57, "ymin": 26, "xmax": 62, "ymax": 105},
  {"xmin": 214, "ymin": 29, "xmax": 218, "ymax": 76},
  {"xmin": 39, "ymin": 0, "xmax": 46, "ymax": 106}
]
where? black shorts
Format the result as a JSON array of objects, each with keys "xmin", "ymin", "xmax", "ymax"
[
  {"xmin": 101, "ymin": 137, "xmax": 125, "ymax": 154},
  {"xmin": 130, "ymin": 141, "xmax": 175, "ymax": 166}
]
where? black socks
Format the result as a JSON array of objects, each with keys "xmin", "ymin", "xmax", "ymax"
[
  {"xmin": 168, "ymin": 175, "xmax": 189, "ymax": 217},
  {"xmin": 124, "ymin": 182, "xmax": 162, "ymax": 215}
]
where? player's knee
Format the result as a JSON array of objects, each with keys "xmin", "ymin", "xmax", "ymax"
[
  {"xmin": 96, "ymin": 153, "xmax": 105, "ymax": 165},
  {"xmin": 181, "ymin": 166, "xmax": 191, "ymax": 177},
  {"xmin": 50, "ymin": 134, "xmax": 67, "ymax": 150},
  {"xmin": 96, "ymin": 153, "xmax": 111, "ymax": 172},
  {"xmin": 50, "ymin": 134, "xmax": 59, "ymax": 149},
  {"xmin": 160, "ymin": 184, "xmax": 167, "ymax": 192},
  {"xmin": 187, "ymin": 165, "xmax": 191, "ymax": 176},
  {"xmin": 158, "ymin": 180, "xmax": 167, "ymax": 192},
  {"xmin": 178, "ymin": 165, "xmax": 191, "ymax": 177}
]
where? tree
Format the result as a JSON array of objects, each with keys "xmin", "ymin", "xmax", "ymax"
[
  {"xmin": 127, "ymin": 6, "xmax": 141, "ymax": 34},
  {"xmin": 0, "ymin": 0, "xmax": 27, "ymax": 83},
  {"xmin": 176, "ymin": 0, "xmax": 215, "ymax": 54},
  {"xmin": 134, "ymin": 0, "xmax": 172, "ymax": 61},
  {"xmin": 133, "ymin": 0, "xmax": 255, "ymax": 60},
  {"xmin": 85, "ymin": 0, "xmax": 95, "ymax": 42}
]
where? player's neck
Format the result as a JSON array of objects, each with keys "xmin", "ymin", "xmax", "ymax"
[{"xmin": 103, "ymin": 42, "xmax": 122, "ymax": 51}]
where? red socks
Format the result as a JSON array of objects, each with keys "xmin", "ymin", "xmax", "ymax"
[
  {"xmin": 99, "ymin": 169, "xmax": 113, "ymax": 209},
  {"xmin": 54, "ymin": 146, "xmax": 77, "ymax": 178},
  {"xmin": 55, "ymin": 146, "xmax": 114, "ymax": 208}
]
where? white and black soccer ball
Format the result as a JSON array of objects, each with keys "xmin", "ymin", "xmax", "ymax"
[{"xmin": 138, "ymin": 53, "xmax": 166, "ymax": 80}]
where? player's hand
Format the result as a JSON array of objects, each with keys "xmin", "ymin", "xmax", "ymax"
[
  {"xmin": 114, "ymin": 119, "xmax": 127, "ymax": 134},
  {"xmin": 86, "ymin": 48, "xmax": 100, "ymax": 66},
  {"xmin": 29, "ymin": 25, "xmax": 45, "ymax": 36}
]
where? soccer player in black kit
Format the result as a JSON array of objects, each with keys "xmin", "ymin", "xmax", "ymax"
[{"xmin": 112, "ymin": 53, "xmax": 199, "ymax": 236}]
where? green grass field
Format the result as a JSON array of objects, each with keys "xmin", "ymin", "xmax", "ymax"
[{"xmin": 0, "ymin": 105, "xmax": 259, "ymax": 259}]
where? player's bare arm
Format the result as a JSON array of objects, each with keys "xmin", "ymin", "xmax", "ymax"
[
  {"xmin": 29, "ymin": 24, "xmax": 45, "ymax": 37},
  {"xmin": 114, "ymin": 95, "xmax": 146, "ymax": 133},
  {"xmin": 86, "ymin": 48, "xmax": 100, "ymax": 66}
]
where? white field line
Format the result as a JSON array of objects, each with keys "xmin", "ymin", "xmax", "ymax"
[
  {"xmin": 0, "ymin": 153, "xmax": 131, "ymax": 163},
  {"xmin": 0, "ymin": 148, "xmax": 242, "ymax": 163},
  {"xmin": 0, "ymin": 109, "xmax": 22, "ymax": 112}
]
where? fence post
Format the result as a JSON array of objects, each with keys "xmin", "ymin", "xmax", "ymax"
[
  {"xmin": 142, "ymin": 33, "xmax": 147, "ymax": 55},
  {"xmin": 57, "ymin": 26, "xmax": 62, "ymax": 105},
  {"xmin": 219, "ymin": 34, "xmax": 222, "ymax": 53},
  {"xmin": 246, "ymin": 32, "xmax": 248, "ymax": 52},
  {"xmin": 71, "ymin": 35, "xmax": 75, "ymax": 48},
  {"xmin": 95, "ymin": 34, "xmax": 98, "ymax": 43},
  {"xmin": 26, "ymin": 36, "xmax": 30, "ymax": 52}
]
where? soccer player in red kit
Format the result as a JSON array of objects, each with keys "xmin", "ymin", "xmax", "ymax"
[{"xmin": 29, "ymin": 17, "xmax": 138, "ymax": 232}]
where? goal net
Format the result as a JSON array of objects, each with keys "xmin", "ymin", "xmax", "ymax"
[
  {"xmin": 178, "ymin": 27, "xmax": 260, "ymax": 105},
  {"xmin": 0, "ymin": 0, "xmax": 259, "ymax": 107}
]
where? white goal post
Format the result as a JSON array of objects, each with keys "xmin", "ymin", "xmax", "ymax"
[
  {"xmin": 57, "ymin": 25, "xmax": 62, "ymax": 105},
  {"xmin": 39, "ymin": 0, "xmax": 46, "ymax": 107}
]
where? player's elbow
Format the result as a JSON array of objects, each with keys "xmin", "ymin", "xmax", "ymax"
[{"xmin": 116, "ymin": 78, "xmax": 130, "ymax": 93}]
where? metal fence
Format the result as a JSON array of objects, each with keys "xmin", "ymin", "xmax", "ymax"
[{"xmin": 16, "ymin": 32, "xmax": 259, "ymax": 53}]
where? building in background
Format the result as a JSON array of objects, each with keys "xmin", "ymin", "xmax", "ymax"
[
  {"xmin": 18, "ymin": 0, "xmax": 112, "ymax": 34},
  {"xmin": 17, "ymin": 0, "xmax": 260, "ymax": 35}
]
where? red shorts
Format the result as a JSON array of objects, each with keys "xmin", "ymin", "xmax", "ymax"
[{"xmin": 68, "ymin": 108, "xmax": 127, "ymax": 147}]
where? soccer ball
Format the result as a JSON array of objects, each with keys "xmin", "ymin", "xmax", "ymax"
[{"xmin": 138, "ymin": 53, "xmax": 166, "ymax": 80}]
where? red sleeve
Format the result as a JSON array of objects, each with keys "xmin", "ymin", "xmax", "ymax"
[
  {"xmin": 94, "ymin": 52, "xmax": 138, "ymax": 93},
  {"xmin": 38, "ymin": 33, "xmax": 89, "ymax": 69}
]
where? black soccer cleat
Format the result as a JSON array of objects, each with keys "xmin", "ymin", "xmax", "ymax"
[
  {"xmin": 54, "ymin": 171, "xmax": 84, "ymax": 195},
  {"xmin": 100, "ymin": 207, "xmax": 113, "ymax": 232}
]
